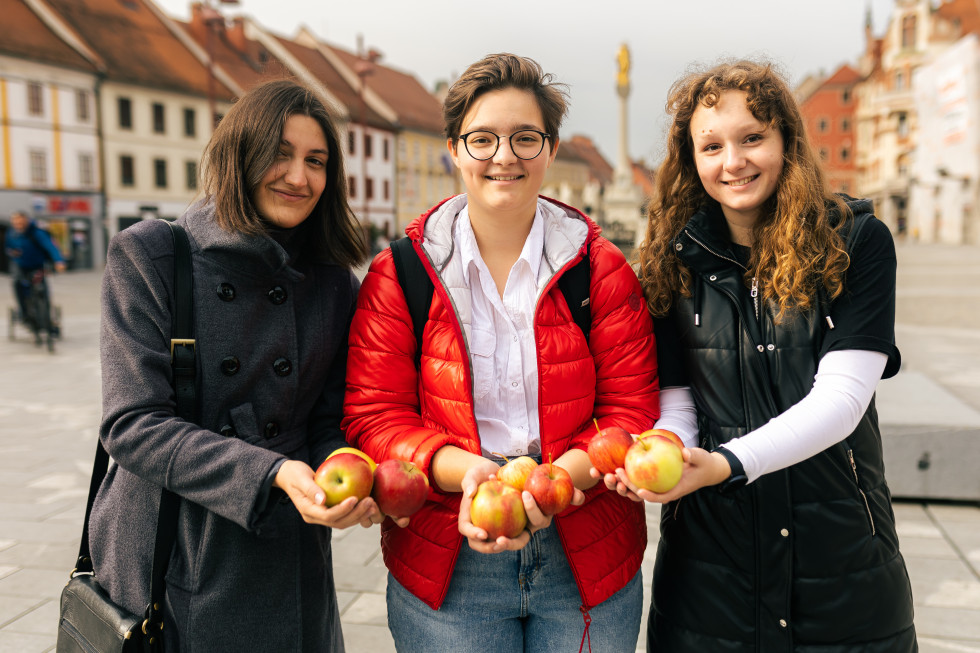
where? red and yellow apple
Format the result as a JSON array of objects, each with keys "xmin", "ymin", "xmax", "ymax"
[
  {"xmin": 314, "ymin": 453, "xmax": 374, "ymax": 506},
  {"xmin": 371, "ymin": 459, "xmax": 430, "ymax": 518},
  {"xmin": 469, "ymin": 480, "xmax": 528, "ymax": 540},
  {"xmin": 624, "ymin": 434, "xmax": 684, "ymax": 493},
  {"xmin": 326, "ymin": 446, "xmax": 377, "ymax": 472},
  {"xmin": 587, "ymin": 425, "xmax": 634, "ymax": 474},
  {"xmin": 496, "ymin": 455, "xmax": 538, "ymax": 492},
  {"xmin": 639, "ymin": 428, "xmax": 684, "ymax": 451},
  {"xmin": 524, "ymin": 463, "xmax": 574, "ymax": 516}
]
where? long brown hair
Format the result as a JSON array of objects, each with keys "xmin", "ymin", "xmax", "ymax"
[
  {"xmin": 201, "ymin": 79, "xmax": 367, "ymax": 268},
  {"xmin": 635, "ymin": 60, "xmax": 849, "ymax": 320}
]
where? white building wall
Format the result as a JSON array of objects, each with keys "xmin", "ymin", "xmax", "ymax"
[
  {"xmin": 343, "ymin": 122, "xmax": 396, "ymax": 238},
  {"xmin": 910, "ymin": 34, "xmax": 980, "ymax": 244},
  {"xmin": 100, "ymin": 81, "xmax": 221, "ymax": 236}
]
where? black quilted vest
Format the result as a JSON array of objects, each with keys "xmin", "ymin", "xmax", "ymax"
[{"xmin": 648, "ymin": 201, "xmax": 917, "ymax": 652}]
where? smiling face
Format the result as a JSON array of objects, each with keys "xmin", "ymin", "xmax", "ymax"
[
  {"xmin": 690, "ymin": 90, "xmax": 784, "ymax": 230},
  {"xmin": 448, "ymin": 87, "xmax": 558, "ymax": 224},
  {"xmin": 252, "ymin": 114, "xmax": 328, "ymax": 229}
]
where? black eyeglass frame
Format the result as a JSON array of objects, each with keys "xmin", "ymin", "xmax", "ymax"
[{"xmin": 457, "ymin": 129, "xmax": 552, "ymax": 161}]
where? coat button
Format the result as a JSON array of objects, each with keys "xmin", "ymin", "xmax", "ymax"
[
  {"xmin": 767, "ymin": 344, "xmax": 775, "ymax": 351},
  {"xmin": 219, "ymin": 424, "xmax": 237, "ymax": 437},
  {"xmin": 264, "ymin": 422, "xmax": 279, "ymax": 439},
  {"xmin": 268, "ymin": 286, "xmax": 287, "ymax": 304},
  {"xmin": 709, "ymin": 274, "xmax": 717, "ymax": 281},
  {"xmin": 756, "ymin": 344, "xmax": 765, "ymax": 352},
  {"xmin": 674, "ymin": 243, "xmax": 683, "ymax": 251},
  {"xmin": 273, "ymin": 358, "xmax": 292, "ymax": 376},
  {"xmin": 217, "ymin": 283, "xmax": 236, "ymax": 302},
  {"xmin": 779, "ymin": 619, "xmax": 787, "ymax": 628},
  {"xmin": 220, "ymin": 356, "xmax": 240, "ymax": 376},
  {"xmin": 780, "ymin": 528, "xmax": 789, "ymax": 537}
]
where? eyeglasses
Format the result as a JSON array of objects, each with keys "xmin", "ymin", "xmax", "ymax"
[{"xmin": 458, "ymin": 129, "xmax": 551, "ymax": 161}]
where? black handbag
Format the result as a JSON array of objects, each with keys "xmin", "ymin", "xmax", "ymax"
[{"xmin": 57, "ymin": 222, "xmax": 196, "ymax": 653}]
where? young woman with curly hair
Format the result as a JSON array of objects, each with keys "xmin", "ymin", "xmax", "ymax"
[{"xmin": 605, "ymin": 60, "xmax": 917, "ymax": 652}]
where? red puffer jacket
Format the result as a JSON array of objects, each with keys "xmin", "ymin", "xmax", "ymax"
[{"xmin": 343, "ymin": 195, "xmax": 659, "ymax": 610}]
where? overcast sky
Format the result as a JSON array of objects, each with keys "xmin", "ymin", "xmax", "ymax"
[{"xmin": 155, "ymin": 0, "xmax": 899, "ymax": 167}]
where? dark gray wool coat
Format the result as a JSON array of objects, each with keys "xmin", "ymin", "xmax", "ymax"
[{"xmin": 90, "ymin": 200, "xmax": 357, "ymax": 652}]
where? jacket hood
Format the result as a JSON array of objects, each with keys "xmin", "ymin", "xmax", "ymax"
[{"xmin": 405, "ymin": 194, "xmax": 599, "ymax": 277}]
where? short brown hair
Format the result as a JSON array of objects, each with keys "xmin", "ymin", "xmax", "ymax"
[
  {"xmin": 201, "ymin": 78, "xmax": 366, "ymax": 268},
  {"xmin": 443, "ymin": 53, "xmax": 569, "ymax": 147}
]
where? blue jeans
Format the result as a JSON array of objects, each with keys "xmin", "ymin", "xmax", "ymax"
[{"xmin": 387, "ymin": 523, "xmax": 642, "ymax": 652}]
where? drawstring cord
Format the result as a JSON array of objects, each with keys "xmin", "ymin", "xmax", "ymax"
[{"xmin": 578, "ymin": 604, "xmax": 593, "ymax": 653}]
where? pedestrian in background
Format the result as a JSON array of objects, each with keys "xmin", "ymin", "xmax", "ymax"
[
  {"xmin": 343, "ymin": 53, "xmax": 659, "ymax": 651},
  {"xmin": 616, "ymin": 60, "xmax": 916, "ymax": 651},
  {"xmin": 91, "ymin": 79, "xmax": 377, "ymax": 652},
  {"xmin": 5, "ymin": 210, "xmax": 65, "ymax": 324}
]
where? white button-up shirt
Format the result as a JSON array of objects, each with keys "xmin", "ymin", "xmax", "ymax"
[{"xmin": 457, "ymin": 206, "xmax": 544, "ymax": 458}]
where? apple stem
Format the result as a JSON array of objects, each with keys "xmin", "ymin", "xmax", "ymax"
[
  {"xmin": 593, "ymin": 418, "xmax": 601, "ymax": 435},
  {"xmin": 491, "ymin": 451, "xmax": 510, "ymax": 463}
]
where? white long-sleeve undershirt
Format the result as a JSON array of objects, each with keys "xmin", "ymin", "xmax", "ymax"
[{"xmin": 654, "ymin": 349, "xmax": 889, "ymax": 483}]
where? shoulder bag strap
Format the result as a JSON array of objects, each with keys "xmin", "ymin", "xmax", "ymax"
[
  {"xmin": 557, "ymin": 240, "xmax": 592, "ymax": 343},
  {"xmin": 390, "ymin": 237, "xmax": 433, "ymax": 368},
  {"xmin": 71, "ymin": 222, "xmax": 195, "ymax": 646}
]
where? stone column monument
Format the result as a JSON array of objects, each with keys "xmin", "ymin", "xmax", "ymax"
[{"xmin": 602, "ymin": 43, "xmax": 645, "ymax": 248}]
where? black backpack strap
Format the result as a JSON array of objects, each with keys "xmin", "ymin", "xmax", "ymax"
[
  {"xmin": 390, "ymin": 237, "xmax": 434, "ymax": 369},
  {"xmin": 558, "ymin": 240, "xmax": 592, "ymax": 343}
]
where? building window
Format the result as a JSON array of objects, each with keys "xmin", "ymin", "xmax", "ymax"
[
  {"xmin": 27, "ymin": 82, "xmax": 44, "ymax": 116},
  {"xmin": 364, "ymin": 133, "xmax": 373, "ymax": 158},
  {"xmin": 819, "ymin": 147, "xmax": 829, "ymax": 162},
  {"xmin": 79, "ymin": 153, "xmax": 95, "ymax": 187},
  {"xmin": 895, "ymin": 70, "xmax": 906, "ymax": 91},
  {"xmin": 152, "ymin": 103, "xmax": 165, "ymax": 134},
  {"xmin": 897, "ymin": 112, "xmax": 909, "ymax": 139},
  {"xmin": 183, "ymin": 108, "xmax": 196, "ymax": 138},
  {"xmin": 154, "ymin": 159, "xmax": 167, "ymax": 188},
  {"xmin": 348, "ymin": 131, "xmax": 355, "ymax": 155},
  {"xmin": 841, "ymin": 89, "xmax": 851, "ymax": 104},
  {"xmin": 383, "ymin": 179, "xmax": 390, "ymax": 200},
  {"xmin": 185, "ymin": 160, "xmax": 197, "ymax": 190},
  {"xmin": 365, "ymin": 177, "xmax": 374, "ymax": 199},
  {"xmin": 817, "ymin": 117, "xmax": 829, "ymax": 133},
  {"xmin": 839, "ymin": 147, "xmax": 851, "ymax": 163},
  {"xmin": 841, "ymin": 182, "xmax": 850, "ymax": 194},
  {"xmin": 118, "ymin": 97, "xmax": 132, "ymax": 129},
  {"xmin": 29, "ymin": 149, "xmax": 47, "ymax": 185},
  {"xmin": 348, "ymin": 176, "xmax": 356, "ymax": 198},
  {"xmin": 76, "ymin": 89, "xmax": 91, "ymax": 122},
  {"xmin": 840, "ymin": 117, "xmax": 851, "ymax": 132},
  {"xmin": 901, "ymin": 14, "xmax": 916, "ymax": 49},
  {"xmin": 120, "ymin": 155, "xmax": 134, "ymax": 186},
  {"xmin": 383, "ymin": 138, "xmax": 390, "ymax": 161}
]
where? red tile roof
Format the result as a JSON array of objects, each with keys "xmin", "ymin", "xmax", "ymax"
[
  {"xmin": 41, "ymin": 0, "xmax": 235, "ymax": 99},
  {"xmin": 273, "ymin": 35, "xmax": 391, "ymax": 129},
  {"xmin": 178, "ymin": 15, "xmax": 291, "ymax": 93},
  {"xmin": 566, "ymin": 135, "xmax": 614, "ymax": 186},
  {"xmin": 0, "ymin": 0, "xmax": 99, "ymax": 72},
  {"xmin": 326, "ymin": 45, "xmax": 444, "ymax": 135}
]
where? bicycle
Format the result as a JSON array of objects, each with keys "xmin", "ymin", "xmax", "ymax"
[{"xmin": 8, "ymin": 269, "xmax": 61, "ymax": 352}]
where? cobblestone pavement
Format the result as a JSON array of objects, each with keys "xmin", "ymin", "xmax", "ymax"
[{"xmin": 0, "ymin": 241, "xmax": 978, "ymax": 652}]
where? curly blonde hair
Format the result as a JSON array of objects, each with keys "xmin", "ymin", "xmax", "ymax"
[{"xmin": 635, "ymin": 60, "xmax": 850, "ymax": 321}]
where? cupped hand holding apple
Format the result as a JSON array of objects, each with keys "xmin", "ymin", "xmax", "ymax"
[
  {"xmin": 274, "ymin": 459, "xmax": 380, "ymax": 529},
  {"xmin": 609, "ymin": 446, "xmax": 733, "ymax": 503}
]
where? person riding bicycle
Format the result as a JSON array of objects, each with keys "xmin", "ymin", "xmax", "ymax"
[{"xmin": 5, "ymin": 211, "xmax": 65, "ymax": 327}]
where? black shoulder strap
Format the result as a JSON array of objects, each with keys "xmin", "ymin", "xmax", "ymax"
[
  {"xmin": 72, "ymin": 221, "xmax": 194, "ymax": 645},
  {"xmin": 558, "ymin": 241, "xmax": 592, "ymax": 343},
  {"xmin": 390, "ymin": 237, "xmax": 433, "ymax": 368}
]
